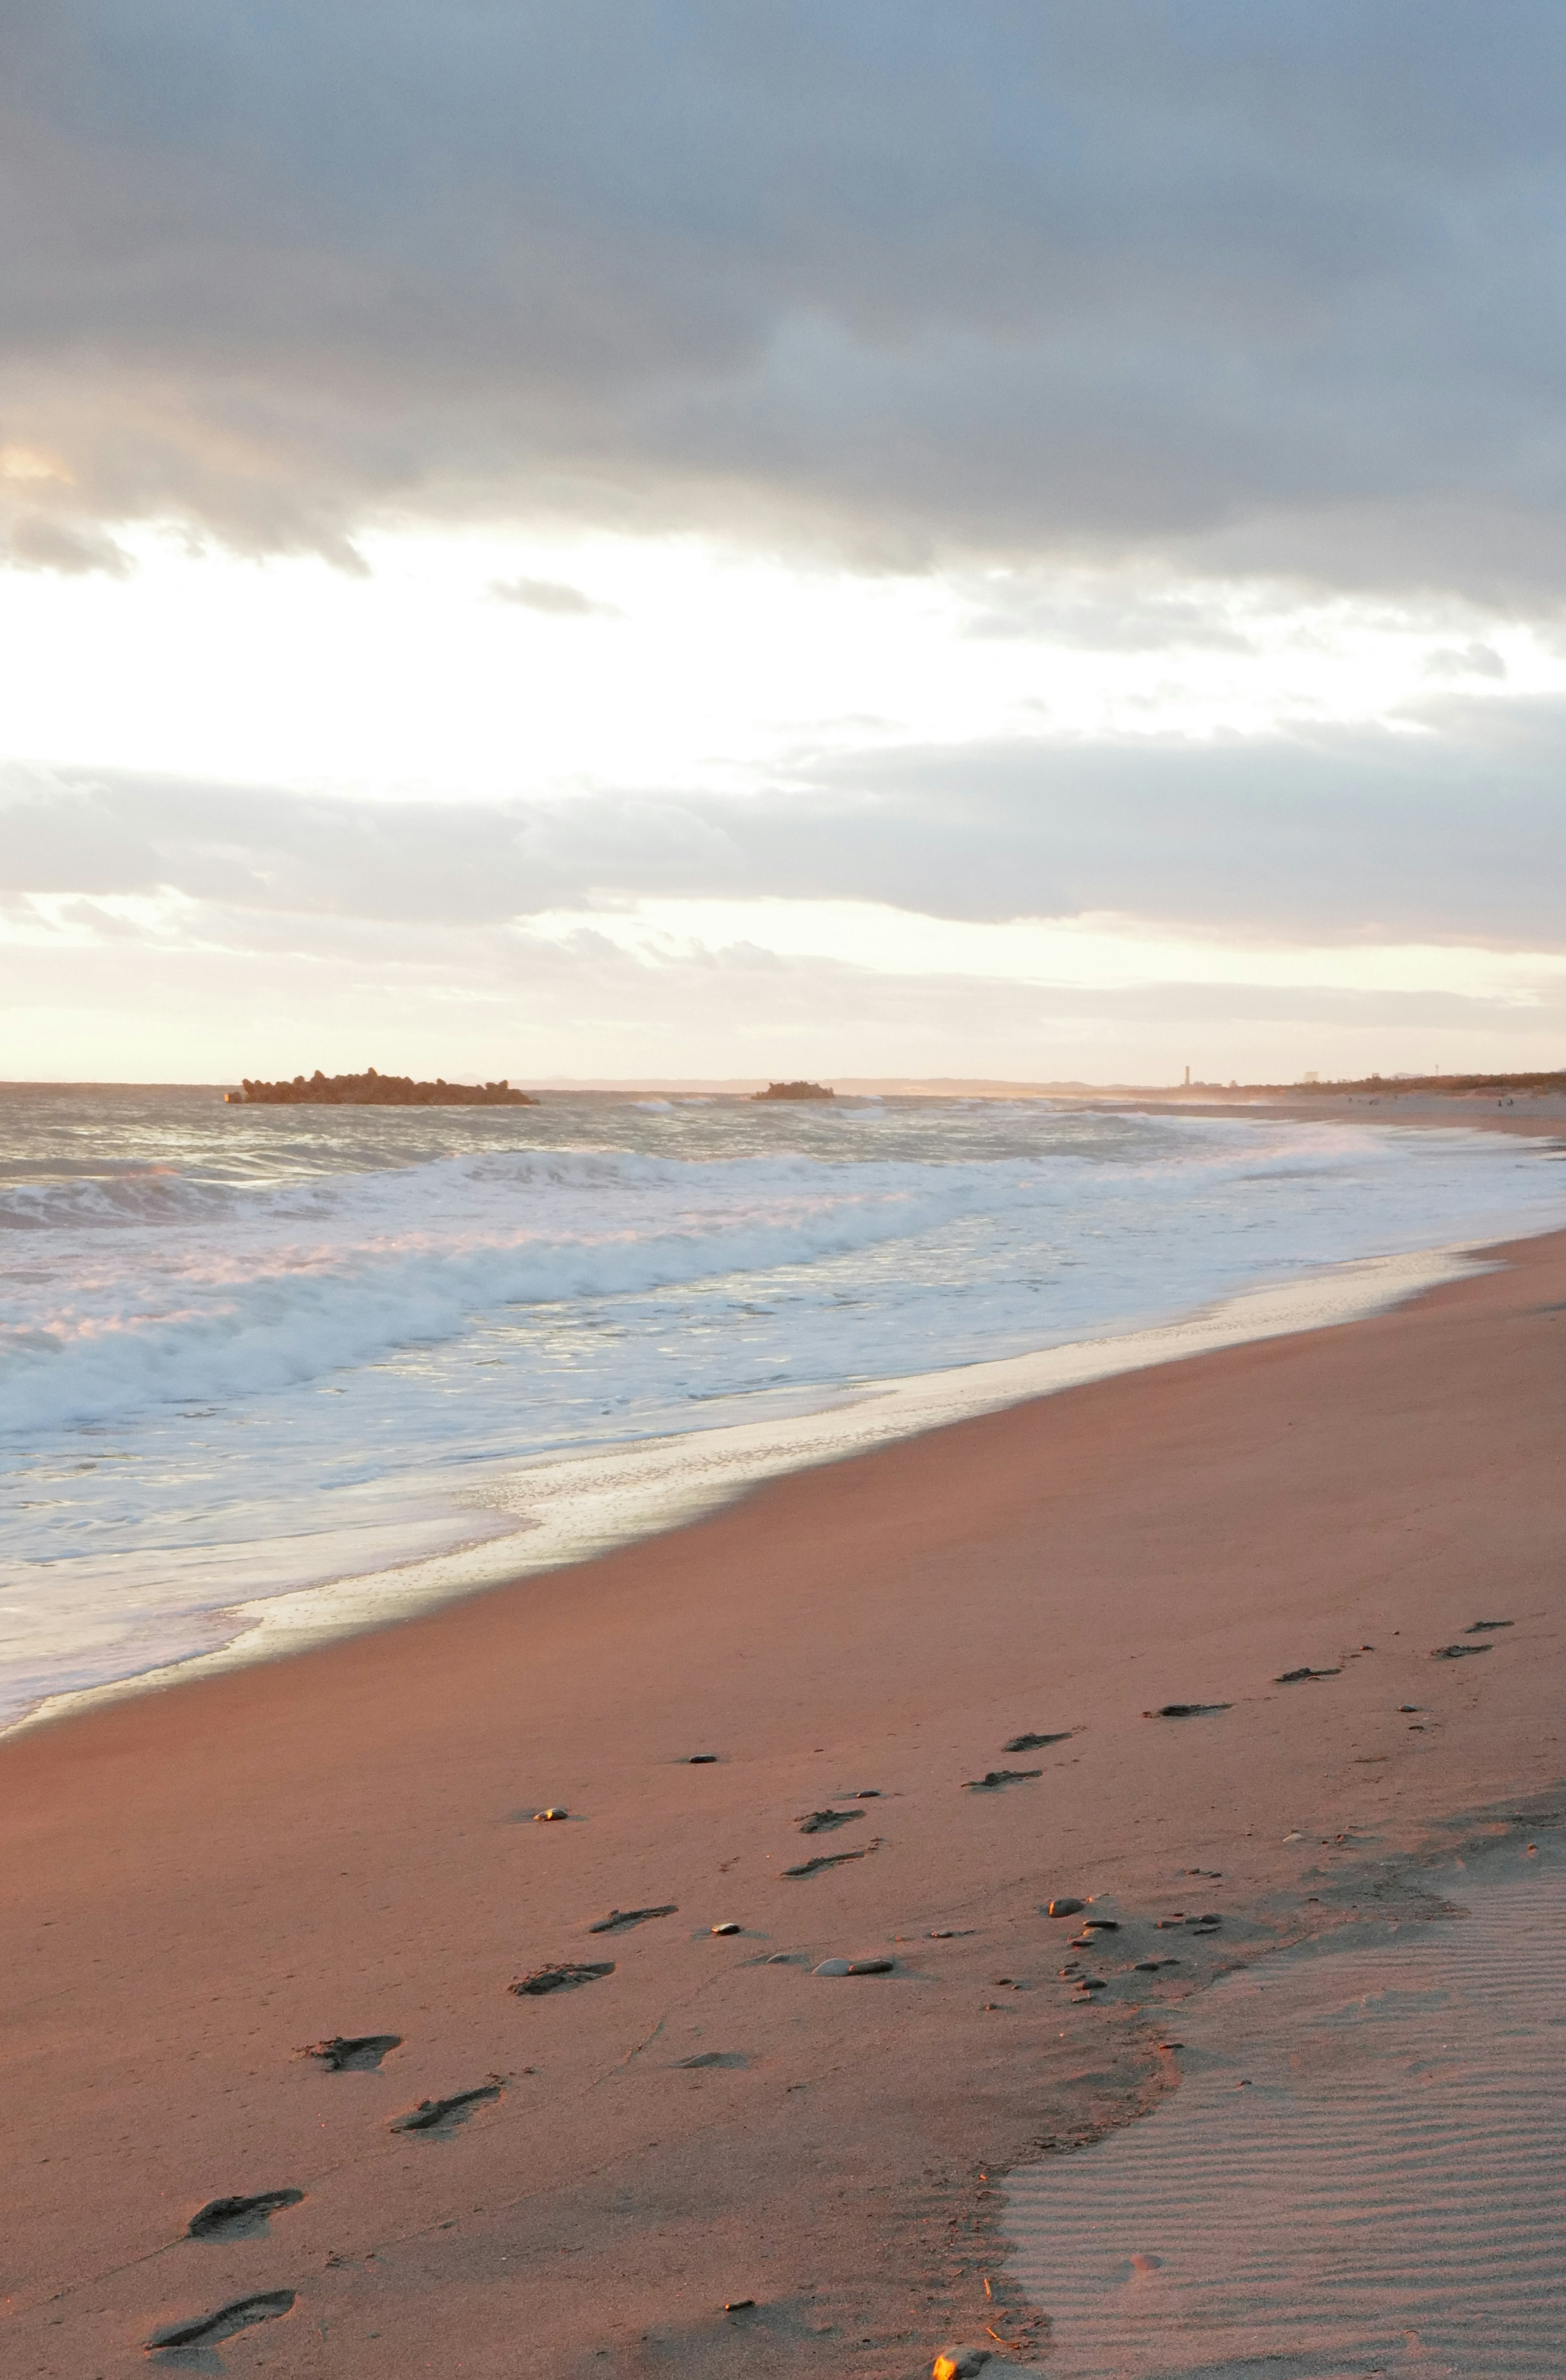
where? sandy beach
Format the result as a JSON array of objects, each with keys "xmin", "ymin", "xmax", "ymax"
[{"xmin": 4, "ymin": 1209, "xmax": 1566, "ymax": 2377}]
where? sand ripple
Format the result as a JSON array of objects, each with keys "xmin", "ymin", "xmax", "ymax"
[{"xmin": 1005, "ymin": 1861, "xmax": 1566, "ymax": 2377}]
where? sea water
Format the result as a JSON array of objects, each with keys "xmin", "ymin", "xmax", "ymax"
[{"xmin": 2, "ymin": 1087, "xmax": 1562, "ymax": 1728}]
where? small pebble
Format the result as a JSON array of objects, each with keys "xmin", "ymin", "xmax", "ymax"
[
  {"xmin": 688, "ymin": 1754, "xmax": 719, "ymax": 1764},
  {"xmin": 724, "ymin": 2298, "xmax": 756, "ymax": 2313},
  {"xmin": 932, "ymin": 2351, "xmax": 990, "ymax": 2380},
  {"xmin": 1075, "ymin": 1977, "xmax": 1108, "ymax": 1992},
  {"xmin": 1082, "ymin": 1917, "xmax": 1120, "ymax": 1931},
  {"xmin": 533, "ymin": 1807, "xmax": 568, "ymax": 1822},
  {"xmin": 814, "ymin": 1956, "xmax": 894, "ymax": 1976},
  {"xmin": 1046, "ymin": 1896, "xmax": 1085, "ymax": 1917},
  {"xmin": 710, "ymin": 1923, "xmax": 741, "ymax": 1936}
]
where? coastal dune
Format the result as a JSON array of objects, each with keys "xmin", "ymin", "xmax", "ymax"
[{"xmin": 2, "ymin": 1229, "xmax": 1565, "ymax": 2376}]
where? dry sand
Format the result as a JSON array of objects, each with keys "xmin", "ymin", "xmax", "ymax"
[{"xmin": 3, "ymin": 1219, "xmax": 1566, "ymax": 2378}]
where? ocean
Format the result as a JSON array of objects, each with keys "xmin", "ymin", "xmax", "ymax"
[{"xmin": 2, "ymin": 1085, "xmax": 1562, "ymax": 1730}]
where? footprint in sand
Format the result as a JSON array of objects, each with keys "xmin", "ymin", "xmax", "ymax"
[
  {"xmin": 782, "ymin": 1840, "xmax": 880, "ymax": 1878},
  {"xmin": 587, "ymin": 1905, "xmax": 676, "ymax": 1935},
  {"xmin": 146, "ymin": 2291, "xmax": 295, "ymax": 2352},
  {"xmin": 302, "ymin": 2033, "xmax": 401, "ymax": 2071},
  {"xmin": 511, "ymin": 1960, "xmax": 615, "ymax": 1995},
  {"xmin": 188, "ymin": 2190, "xmax": 304, "ymax": 2242},
  {"xmin": 390, "ymin": 2085, "xmax": 503, "ymax": 2135},
  {"xmin": 796, "ymin": 1808, "xmax": 863, "ymax": 1834}
]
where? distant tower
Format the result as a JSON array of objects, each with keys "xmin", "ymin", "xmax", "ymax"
[{"xmin": 1183, "ymin": 1065, "xmax": 1191, "ymax": 1087}]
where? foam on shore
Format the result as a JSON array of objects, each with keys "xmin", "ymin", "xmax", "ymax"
[{"xmin": 5, "ymin": 1238, "xmax": 1486, "ymax": 1737}]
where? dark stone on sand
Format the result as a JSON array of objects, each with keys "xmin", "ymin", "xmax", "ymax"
[
  {"xmin": 710, "ymin": 1921, "xmax": 741, "ymax": 1935},
  {"xmin": 533, "ymin": 1806, "xmax": 569, "ymax": 1820},
  {"xmin": 1082, "ymin": 1917, "xmax": 1119, "ymax": 1931},
  {"xmin": 390, "ymin": 2084, "xmax": 502, "ymax": 2132},
  {"xmin": 303, "ymin": 2033, "xmax": 401, "ymax": 2071},
  {"xmin": 146, "ymin": 2292, "xmax": 295, "ymax": 2351},
  {"xmin": 688, "ymin": 1753, "xmax": 719, "ymax": 1763},
  {"xmin": 1275, "ymin": 1666, "xmax": 1341, "ymax": 1683},
  {"xmin": 932, "ymin": 2350, "xmax": 991, "ymax": 2380},
  {"xmin": 1075, "ymin": 1977, "xmax": 1108, "ymax": 1991},
  {"xmin": 1046, "ymin": 1896, "xmax": 1085, "ymax": 1917},
  {"xmin": 1432, "ymin": 1643, "xmax": 1492, "ymax": 1659},
  {"xmin": 962, "ymin": 1767, "xmax": 1043, "ymax": 1790},
  {"xmin": 1004, "ymin": 1730, "xmax": 1072, "ymax": 1752},
  {"xmin": 725, "ymin": 2298, "xmax": 757, "ymax": 2312},
  {"xmin": 796, "ymin": 1808, "xmax": 863, "ymax": 1834},
  {"xmin": 1148, "ymin": 1702, "xmax": 1232, "ymax": 1718},
  {"xmin": 814, "ymin": 1955, "xmax": 894, "ymax": 1975},
  {"xmin": 588, "ymin": 1904, "xmax": 676, "ymax": 1935},
  {"xmin": 511, "ymin": 1961, "xmax": 615, "ymax": 1995},
  {"xmin": 188, "ymin": 2190, "xmax": 304, "ymax": 2242}
]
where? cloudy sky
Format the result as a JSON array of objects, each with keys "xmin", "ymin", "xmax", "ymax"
[{"xmin": 4, "ymin": 1, "xmax": 1566, "ymax": 1085}]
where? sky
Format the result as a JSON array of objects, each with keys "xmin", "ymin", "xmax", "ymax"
[{"xmin": 4, "ymin": 2, "xmax": 1566, "ymax": 1086}]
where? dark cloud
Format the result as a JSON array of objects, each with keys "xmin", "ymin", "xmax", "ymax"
[
  {"xmin": 7, "ymin": 512, "xmax": 130, "ymax": 576},
  {"xmin": 7, "ymin": 691, "xmax": 1565, "ymax": 946},
  {"xmin": 6, "ymin": 3, "xmax": 1566, "ymax": 589}
]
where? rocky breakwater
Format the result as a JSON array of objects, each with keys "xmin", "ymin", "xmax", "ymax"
[{"xmin": 227, "ymin": 1069, "xmax": 539, "ymax": 1107}]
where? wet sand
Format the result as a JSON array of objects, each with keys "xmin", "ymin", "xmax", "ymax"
[{"xmin": 3, "ymin": 1224, "xmax": 1566, "ymax": 2377}]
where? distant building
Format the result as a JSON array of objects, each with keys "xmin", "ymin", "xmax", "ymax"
[{"xmin": 1302, "ymin": 1070, "xmax": 1319, "ymax": 1085}]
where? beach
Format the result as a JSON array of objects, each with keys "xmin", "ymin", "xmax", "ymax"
[{"xmin": 3, "ymin": 1193, "xmax": 1564, "ymax": 2376}]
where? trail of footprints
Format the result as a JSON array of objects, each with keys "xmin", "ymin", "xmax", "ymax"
[{"xmin": 142, "ymin": 1616, "xmax": 1515, "ymax": 2354}]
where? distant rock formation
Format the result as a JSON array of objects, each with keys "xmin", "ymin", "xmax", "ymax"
[
  {"xmin": 226, "ymin": 1069, "xmax": 539, "ymax": 1107},
  {"xmin": 752, "ymin": 1080, "xmax": 834, "ymax": 1102}
]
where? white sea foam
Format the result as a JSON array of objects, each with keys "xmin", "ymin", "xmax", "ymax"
[{"xmin": 2, "ymin": 1088, "xmax": 1562, "ymax": 1730}]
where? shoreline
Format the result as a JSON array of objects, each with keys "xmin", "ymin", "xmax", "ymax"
[
  {"xmin": 7, "ymin": 1089, "xmax": 1562, "ymax": 1743},
  {"xmin": 3, "ymin": 1234, "xmax": 1502, "ymax": 1742},
  {"xmin": 3, "ymin": 1221, "xmax": 1566, "ymax": 2374}
]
